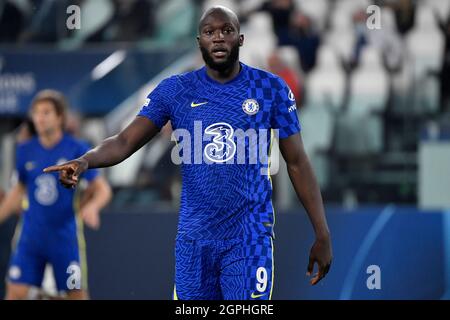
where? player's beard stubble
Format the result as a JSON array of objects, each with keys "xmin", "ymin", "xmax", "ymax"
[{"xmin": 200, "ymin": 41, "xmax": 240, "ymax": 73}]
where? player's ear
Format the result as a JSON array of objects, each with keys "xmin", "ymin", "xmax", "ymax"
[
  {"xmin": 196, "ymin": 35, "xmax": 200, "ymax": 47},
  {"xmin": 239, "ymin": 34, "xmax": 244, "ymax": 47}
]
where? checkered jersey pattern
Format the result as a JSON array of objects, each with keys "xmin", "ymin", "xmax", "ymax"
[{"xmin": 138, "ymin": 63, "xmax": 301, "ymax": 240}]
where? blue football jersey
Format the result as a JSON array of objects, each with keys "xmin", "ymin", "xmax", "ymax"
[
  {"xmin": 15, "ymin": 134, "xmax": 98, "ymax": 238},
  {"xmin": 138, "ymin": 63, "xmax": 300, "ymax": 240}
]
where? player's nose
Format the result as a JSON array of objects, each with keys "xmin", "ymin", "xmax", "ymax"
[{"xmin": 212, "ymin": 30, "xmax": 225, "ymax": 42}]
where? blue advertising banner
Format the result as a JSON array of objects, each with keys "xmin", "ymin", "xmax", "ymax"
[
  {"xmin": 0, "ymin": 206, "xmax": 446, "ymax": 299},
  {"xmin": 0, "ymin": 46, "xmax": 187, "ymax": 116},
  {"xmin": 82, "ymin": 206, "xmax": 447, "ymax": 300},
  {"xmin": 0, "ymin": 48, "xmax": 108, "ymax": 115}
]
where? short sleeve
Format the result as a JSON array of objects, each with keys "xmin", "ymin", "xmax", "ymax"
[
  {"xmin": 270, "ymin": 78, "xmax": 301, "ymax": 139},
  {"xmin": 15, "ymin": 146, "xmax": 27, "ymax": 184},
  {"xmin": 77, "ymin": 141, "xmax": 99, "ymax": 182},
  {"xmin": 137, "ymin": 78, "xmax": 174, "ymax": 129}
]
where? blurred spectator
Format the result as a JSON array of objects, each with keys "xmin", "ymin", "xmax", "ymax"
[
  {"xmin": 351, "ymin": 9, "xmax": 369, "ymax": 68},
  {"xmin": 16, "ymin": 118, "xmax": 36, "ymax": 143},
  {"xmin": 440, "ymin": 15, "xmax": 450, "ymax": 114},
  {"xmin": 351, "ymin": 7, "xmax": 404, "ymax": 72},
  {"xmin": 369, "ymin": 7, "xmax": 404, "ymax": 72},
  {"xmin": 87, "ymin": 0, "xmax": 155, "ymax": 42},
  {"xmin": 267, "ymin": 51, "xmax": 302, "ymax": 103},
  {"xmin": 16, "ymin": 111, "xmax": 82, "ymax": 143},
  {"xmin": 289, "ymin": 12, "xmax": 320, "ymax": 73},
  {"xmin": 65, "ymin": 111, "xmax": 82, "ymax": 137},
  {"xmin": 0, "ymin": 0, "xmax": 27, "ymax": 42},
  {"xmin": 259, "ymin": 0, "xmax": 296, "ymax": 46},
  {"xmin": 390, "ymin": 0, "xmax": 416, "ymax": 35},
  {"xmin": 19, "ymin": 0, "xmax": 80, "ymax": 43}
]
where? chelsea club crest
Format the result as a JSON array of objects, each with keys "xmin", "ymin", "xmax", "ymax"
[{"xmin": 242, "ymin": 99, "xmax": 259, "ymax": 115}]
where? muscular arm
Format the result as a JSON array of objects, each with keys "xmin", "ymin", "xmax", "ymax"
[
  {"xmin": 279, "ymin": 133, "xmax": 329, "ymax": 238},
  {"xmin": 83, "ymin": 116, "xmax": 160, "ymax": 168},
  {"xmin": 0, "ymin": 183, "xmax": 25, "ymax": 224},
  {"xmin": 279, "ymin": 132, "xmax": 332, "ymax": 285},
  {"xmin": 44, "ymin": 116, "xmax": 161, "ymax": 187}
]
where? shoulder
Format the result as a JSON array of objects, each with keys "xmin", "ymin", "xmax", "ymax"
[
  {"xmin": 16, "ymin": 137, "xmax": 37, "ymax": 153},
  {"xmin": 171, "ymin": 69, "xmax": 201, "ymax": 89},
  {"xmin": 152, "ymin": 70, "xmax": 198, "ymax": 97},
  {"xmin": 152, "ymin": 73, "xmax": 186, "ymax": 95},
  {"xmin": 158, "ymin": 74, "xmax": 179, "ymax": 87},
  {"xmin": 245, "ymin": 64, "xmax": 287, "ymax": 89},
  {"xmin": 16, "ymin": 139, "xmax": 32, "ymax": 150},
  {"xmin": 176, "ymin": 68, "xmax": 199, "ymax": 81},
  {"xmin": 158, "ymin": 69, "xmax": 199, "ymax": 87}
]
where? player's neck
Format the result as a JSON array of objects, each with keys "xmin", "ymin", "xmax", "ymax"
[
  {"xmin": 38, "ymin": 129, "xmax": 63, "ymax": 149},
  {"xmin": 205, "ymin": 61, "xmax": 241, "ymax": 84}
]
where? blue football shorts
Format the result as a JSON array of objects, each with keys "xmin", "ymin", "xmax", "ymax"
[{"xmin": 173, "ymin": 235, "xmax": 274, "ymax": 300}]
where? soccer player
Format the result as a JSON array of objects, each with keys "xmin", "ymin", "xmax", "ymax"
[
  {"xmin": 0, "ymin": 90, "xmax": 112, "ymax": 300},
  {"xmin": 44, "ymin": 6, "xmax": 332, "ymax": 300}
]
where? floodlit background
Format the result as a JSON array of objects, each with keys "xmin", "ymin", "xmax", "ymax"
[{"xmin": 0, "ymin": 0, "xmax": 450, "ymax": 299}]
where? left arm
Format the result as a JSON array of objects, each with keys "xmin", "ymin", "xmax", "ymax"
[
  {"xmin": 79, "ymin": 176, "xmax": 112, "ymax": 230},
  {"xmin": 279, "ymin": 132, "xmax": 333, "ymax": 285}
]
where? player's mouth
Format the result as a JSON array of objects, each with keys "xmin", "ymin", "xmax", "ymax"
[{"xmin": 211, "ymin": 47, "xmax": 228, "ymax": 58}]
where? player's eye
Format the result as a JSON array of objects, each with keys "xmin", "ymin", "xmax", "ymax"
[{"xmin": 204, "ymin": 30, "xmax": 213, "ymax": 35}]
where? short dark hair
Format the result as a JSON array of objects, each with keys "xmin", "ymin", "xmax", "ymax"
[{"xmin": 30, "ymin": 89, "xmax": 68, "ymax": 129}]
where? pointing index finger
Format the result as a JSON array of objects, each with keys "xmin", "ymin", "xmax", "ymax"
[{"xmin": 43, "ymin": 164, "xmax": 65, "ymax": 173}]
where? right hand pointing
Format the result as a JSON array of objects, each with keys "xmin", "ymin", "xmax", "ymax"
[{"xmin": 43, "ymin": 158, "xmax": 89, "ymax": 188}]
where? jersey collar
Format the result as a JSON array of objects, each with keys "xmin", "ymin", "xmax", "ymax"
[{"xmin": 199, "ymin": 62, "xmax": 248, "ymax": 86}]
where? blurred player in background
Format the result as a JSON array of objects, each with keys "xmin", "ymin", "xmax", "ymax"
[
  {"xmin": 0, "ymin": 90, "xmax": 112, "ymax": 300},
  {"xmin": 45, "ymin": 6, "xmax": 332, "ymax": 300}
]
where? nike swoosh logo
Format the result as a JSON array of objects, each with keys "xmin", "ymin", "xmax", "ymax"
[
  {"xmin": 191, "ymin": 101, "xmax": 208, "ymax": 108},
  {"xmin": 251, "ymin": 292, "xmax": 267, "ymax": 299}
]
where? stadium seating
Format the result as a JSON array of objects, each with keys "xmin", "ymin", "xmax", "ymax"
[
  {"xmin": 240, "ymin": 12, "xmax": 277, "ymax": 69},
  {"xmin": 1, "ymin": 0, "xmax": 450, "ymax": 206},
  {"xmin": 306, "ymin": 45, "xmax": 346, "ymax": 113},
  {"xmin": 336, "ymin": 46, "xmax": 389, "ymax": 156},
  {"xmin": 405, "ymin": 4, "xmax": 444, "ymax": 114},
  {"xmin": 154, "ymin": 0, "xmax": 197, "ymax": 45},
  {"xmin": 277, "ymin": 46, "xmax": 303, "ymax": 76},
  {"xmin": 426, "ymin": 0, "xmax": 450, "ymax": 23},
  {"xmin": 325, "ymin": 7, "xmax": 356, "ymax": 65},
  {"xmin": 294, "ymin": 0, "xmax": 329, "ymax": 31},
  {"xmin": 60, "ymin": 0, "xmax": 114, "ymax": 49},
  {"xmin": 300, "ymin": 45, "xmax": 345, "ymax": 187}
]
